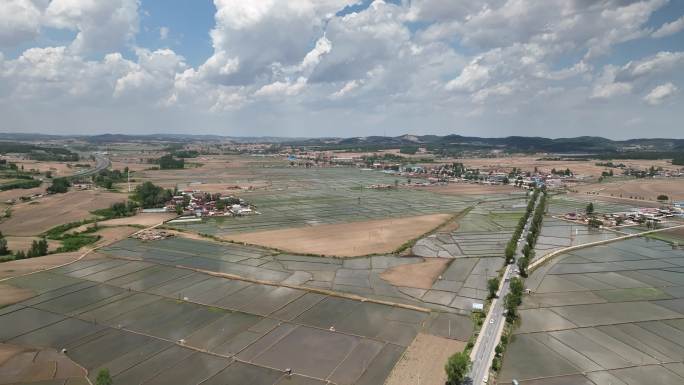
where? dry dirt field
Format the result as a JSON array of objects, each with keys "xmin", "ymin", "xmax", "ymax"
[
  {"xmin": 0, "ymin": 251, "xmax": 83, "ymax": 280},
  {"xmin": 0, "ymin": 343, "xmax": 87, "ymax": 384},
  {"xmin": 0, "ymin": 190, "xmax": 127, "ymax": 236},
  {"xmin": 137, "ymin": 155, "xmax": 263, "ymax": 190},
  {"xmin": 0, "ymin": 186, "xmax": 46, "ymax": 203},
  {"xmin": 575, "ymin": 178, "xmax": 684, "ymax": 201},
  {"xmin": 453, "ymin": 156, "xmax": 677, "ymax": 177},
  {"xmin": 0, "ymin": 284, "xmax": 34, "ymax": 306},
  {"xmin": 4, "ymin": 156, "xmax": 94, "ymax": 177},
  {"xmin": 225, "ymin": 214, "xmax": 452, "ymax": 257},
  {"xmin": 93, "ymin": 226, "xmax": 140, "ymax": 247},
  {"xmin": 380, "ymin": 258, "xmax": 450, "ymax": 289},
  {"xmin": 385, "ymin": 333, "xmax": 465, "ymax": 385},
  {"xmin": 6, "ymin": 237, "xmax": 61, "ymax": 254},
  {"xmin": 97, "ymin": 212, "xmax": 175, "ymax": 227}
]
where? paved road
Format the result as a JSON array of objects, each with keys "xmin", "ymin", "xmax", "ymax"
[
  {"xmin": 69, "ymin": 153, "xmax": 111, "ymax": 179},
  {"xmin": 469, "ymin": 195, "xmax": 540, "ymax": 385}
]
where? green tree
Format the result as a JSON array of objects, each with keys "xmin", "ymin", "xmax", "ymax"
[
  {"xmin": 47, "ymin": 177, "xmax": 70, "ymax": 194},
  {"xmin": 657, "ymin": 194, "xmax": 669, "ymax": 201},
  {"xmin": 487, "ymin": 277, "xmax": 500, "ymax": 299},
  {"xmin": 516, "ymin": 256, "xmax": 529, "ymax": 277},
  {"xmin": 509, "ymin": 277, "xmax": 524, "ymax": 298},
  {"xmin": 586, "ymin": 202, "xmax": 594, "ymax": 215},
  {"xmin": 445, "ymin": 351, "xmax": 471, "ymax": 385},
  {"xmin": 96, "ymin": 368, "xmax": 113, "ymax": 385},
  {"xmin": 0, "ymin": 232, "xmax": 9, "ymax": 255},
  {"xmin": 134, "ymin": 182, "xmax": 173, "ymax": 209},
  {"xmin": 504, "ymin": 292, "xmax": 520, "ymax": 321}
]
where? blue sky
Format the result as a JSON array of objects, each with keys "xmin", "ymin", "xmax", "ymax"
[{"xmin": 0, "ymin": 0, "xmax": 683, "ymax": 138}]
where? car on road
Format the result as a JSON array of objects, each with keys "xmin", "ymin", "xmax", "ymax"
[{"xmin": 489, "ymin": 318, "xmax": 495, "ymax": 324}]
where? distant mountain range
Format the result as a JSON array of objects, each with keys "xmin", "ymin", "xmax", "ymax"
[
  {"xmin": 286, "ymin": 134, "xmax": 684, "ymax": 154},
  {"xmin": 0, "ymin": 132, "xmax": 682, "ymax": 154}
]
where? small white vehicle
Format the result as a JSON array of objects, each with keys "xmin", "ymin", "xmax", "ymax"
[{"xmin": 489, "ymin": 319, "xmax": 495, "ymax": 324}]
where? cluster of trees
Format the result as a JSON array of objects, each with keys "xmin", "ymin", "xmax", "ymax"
[
  {"xmin": 156, "ymin": 154, "xmax": 185, "ymax": 170},
  {"xmin": 674, "ymin": 155, "xmax": 684, "ymax": 166},
  {"xmin": 15, "ymin": 238, "xmax": 49, "ymax": 259},
  {"xmin": 503, "ymin": 277, "xmax": 525, "ymax": 322},
  {"xmin": 517, "ymin": 191, "xmax": 547, "ymax": 277},
  {"xmin": 0, "ymin": 179, "xmax": 41, "ymax": 191},
  {"xmin": 93, "ymin": 168, "xmax": 128, "ymax": 189},
  {"xmin": 134, "ymin": 182, "xmax": 172, "ymax": 209},
  {"xmin": 172, "ymin": 150, "xmax": 200, "ymax": 158},
  {"xmin": 487, "ymin": 277, "xmax": 500, "ymax": 300},
  {"xmin": 504, "ymin": 189, "xmax": 539, "ymax": 264},
  {"xmin": 595, "ymin": 161, "xmax": 625, "ymax": 168},
  {"xmin": 445, "ymin": 351, "xmax": 471, "ymax": 385},
  {"xmin": 47, "ymin": 177, "xmax": 70, "ymax": 194},
  {"xmin": 550, "ymin": 168, "xmax": 572, "ymax": 176},
  {"xmin": 29, "ymin": 151, "xmax": 79, "ymax": 162},
  {"xmin": 584, "ymin": 202, "xmax": 603, "ymax": 228},
  {"xmin": 0, "ymin": 232, "xmax": 9, "ymax": 256},
  {"xmin": 94, "ymin": 201, "xmax": 139, "ymax": 219},
  {"xmin": 0, "ymin": 142, "xmax": 79, "ymax": 162},
  {"xmin": 601, "ymin": 170, "xmax": 614, "ymax": 177}
]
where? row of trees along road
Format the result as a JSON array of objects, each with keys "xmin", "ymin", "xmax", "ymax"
[{"xmin": 447, "ymin": 189, "xmax": 544, "ymax": 384}]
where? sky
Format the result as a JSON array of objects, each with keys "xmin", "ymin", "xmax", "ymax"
[{"xmin": 1, "ymin": 0, "xmax": 683, "ymax": 139}]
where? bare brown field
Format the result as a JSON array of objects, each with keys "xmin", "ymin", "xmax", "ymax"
[
  {"xmin": 93, "ymin": 226, "xmax": 140, "ymax": 247},
  {"xmin": 97, "ymin": 212, "xmax": 175, "ymax": 227},
  {"xmin": 136, "ymin": 155, "xmax": 280, "ymax": 190},
  {"xmin": 385, "ymin": 333, "xmax": 465, "ymax": 385},
  {"xmin": 417, "ymin": 183, "xmax": 515, "ymax": 196},
  {"xmin": 380, "ymin": 258, "xmax": 450, "ymax": 289},
  {"xmin": 225, "ymin": 214, "xmax": 452, "ymax": 257},
  {"xmin": 452, "ymin": 156, "xmax": 676, "ymax": 177},
  {"xmin": 575, "ymin": 178, "xmax": 684, "ymax": 201},
  {"xmin": 0, "ymin": 190, "xmax": 127, "ymax": 236},
  {"xmin": 0, "ymin": 343, "xmax": 86, "ymax": 383},
  {"xmin": 0, "ymin": 251, "xmax": 82, "ymax": 279},
  {"xmin": 6, "ymin": 237, "xmax": 61, "ymax": 253},
  {"xmin": 0, "ymin": 284, "xmax": 34, "ymax": 306},
  {"xmin": 4, "ymin": 156, "xmax": 94, "ymax": 177},
  {"xmin": 0, "ymin": 186, "xmax": 45, "ymax": 203}
]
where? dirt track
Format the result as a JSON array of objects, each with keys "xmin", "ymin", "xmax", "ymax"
[
  {"xmin": 0, "ymin": 190, "xmax": 127, "ymax": 236},
  {"xmin": 225, "ymin": 214, "xmax": 452, "ymax": 257}
]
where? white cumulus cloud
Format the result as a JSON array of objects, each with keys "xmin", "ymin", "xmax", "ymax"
[{"xmin": 643, "ymin": 82, "xmax": 678, "ymax": 105}]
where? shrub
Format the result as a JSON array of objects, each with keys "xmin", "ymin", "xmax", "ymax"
[{"xmin": 445, "ymin": 352, "xmax": 471, "ymax": 385}]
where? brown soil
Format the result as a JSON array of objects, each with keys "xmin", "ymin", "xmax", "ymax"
[
  {"xmin": 451, "ymin": 156, "xmax": 677, "ymax": 177},
  {"xmin": 0, "ymin": 190, "xmax": 127, "ymax": 236},
  {"xmin": 93, "ymin": 226, "xmax": 140, "ymax": 247},
  {"xmin": 6, "ymin": 237, "xmax": 61, "ymax": 254},
  {"xmin": 0, "ymin": 343, "xmax": 87, "ymax": 383},
  {"xmin": 575, "ymin": 178, "xmax": 684, "ymax": 202},
  {"xmin": 385, "ymin": 333, "xmax": 465, "ymax": 385},
  {"xmin": 3, "ymin": 156, "xmax": 95, "ymax": 177},
  {"xmin": 0, "ymin": 251, "xmax": 82, "ymax": 280},
  {"xmin": 224, "ymin": 214, "xmax": 452, "ymax": 257},
  {"xmin": 0, "ymin": 284, "xmax": 34, "ymax": 307},
  {"xmin": 0, "ymin": 186, "xmax": 46, "ymax": 203},
  {"xmin": 380, "ymin": 258, "xmax": 450, "ymax": 289},
  {"xmin": 96, "ymin": 212, "xmax": 175, "ymax": 227}
]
